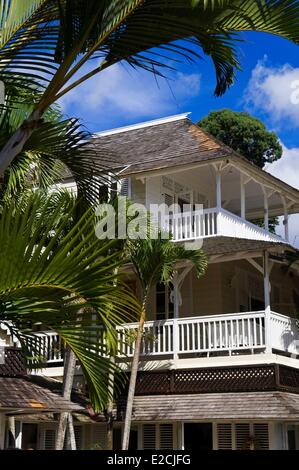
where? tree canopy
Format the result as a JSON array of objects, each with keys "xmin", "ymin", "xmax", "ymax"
[{"xmin": 198, "ymin": 109, "xmax": 282, "ymax": 168}]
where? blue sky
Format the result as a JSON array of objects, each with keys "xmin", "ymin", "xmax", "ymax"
[{"xmin": 58, "ymin": 31, "xmax": 299, "ymax": 245}]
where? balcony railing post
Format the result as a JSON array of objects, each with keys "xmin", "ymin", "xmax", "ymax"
[
  {"xmin": 263, "ymin": 251, "xmax": 272, "ymax": 353},
  {"xmin": 173, "ymin": 318, "xmax": 179, "ymax": 360}
]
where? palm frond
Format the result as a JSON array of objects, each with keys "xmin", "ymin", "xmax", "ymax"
[
  {"xmin": 0, "ymin": 191, "xmax": 138, "ymax": 410},
  {"xmin": 126, "ymin": 231, "xmax": 207, "ymax": 293}
]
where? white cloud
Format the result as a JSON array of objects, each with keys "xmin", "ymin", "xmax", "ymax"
[
  {"xmin": 244, "ymin": 58, "xmax": 299, "ymax": 127},
  {"xmin": 265, "ymin": 145, "xmax": 299, "ymax": 247},
  {"xmin": 59, "ymin": 63, "xmax": 201, "ymax": 128}
]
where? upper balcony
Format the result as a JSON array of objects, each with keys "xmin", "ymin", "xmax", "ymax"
[
  {"xmin": 166, "ymin": 207, "xmax": 283, "ymax": 243},
  {"xmin": 24, "ymin": 310, "xmax": 299, "ymax": 370},
  {"xmin": 137, "ymin": 157, "xmax": 299, "ymax": 246}
]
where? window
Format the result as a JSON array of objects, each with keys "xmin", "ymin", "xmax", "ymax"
[
  {"xmin": 22, "ymin": 423, "xmax": 38, "ymax": 450},
  {"xmin": 216, "ymin": 423, "xmax": 269, "ymax": 450},
  {"xmin": 142, "ymin": 424, "xmax": 174, "ymax": 450},
  {"xmin": 156, "ymin": 283, "xmax": 174, "ymax": 320}
]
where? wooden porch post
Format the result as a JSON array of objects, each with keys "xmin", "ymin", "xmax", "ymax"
[
  {"xmin": 263, "ymin": 251, "xmax": 272, "ymax": 353},
  {"xmin": 282, "ymin": 197, "xmax": 289, "ymax": 242},
  {"xmin": 173, "ymin": 280, "xmax": 179, "ymax": 360},
  {"xmin": 263, "ymin": 192, "xmax": 269, "ymax": 232},
  {"xmin": 216, "ymin": 169, "xmax": 222, "ymax": 211},
  {"xmin": 240, "ymin": 174, "xmax": 246, "ymax": 219}
]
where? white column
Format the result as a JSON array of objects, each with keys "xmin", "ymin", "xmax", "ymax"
[
  {"xmin": 263, "ymin": 251, "xmax": 271, "ymax": 353},
  {"xmin": 172, "ymin": 280, "xmax": 179, "ymax": 360},
  {"xmin": 264, "ymin": 192, "xmax": 269, "ymax": 231},
  {"xmin": 282, "ymin": 197, "xmax": 289, "ymax": 242},
  {"xmin": 216, "ymin": 170, "xmax": 222, "ymax": 210},
  {"xmin": 240, "ymin": 173, "xmax": 246, "ymax": 219}
]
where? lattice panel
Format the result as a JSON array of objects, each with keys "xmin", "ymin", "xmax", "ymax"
[
  {"xmin": 135, "ymin": 365, "xmax": 280, "ymax": 395},
  {"xmin": 135, "ymin": 372, "xmax": 171, "ymax": 395},
  {"xmin": 279, "ymin": 365, "xmax": 299, "ymax": 389},
  {"xmin": 173, "ymin": 366, "xmax": 276, "ymax": 393},
  {"xmin": 0, "ymin": 348, "xmax": 26, "ymax": 376}
]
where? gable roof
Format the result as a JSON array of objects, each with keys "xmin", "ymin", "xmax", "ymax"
[
  {"xmin": 93, "ymin": 114, "xmax": 299, "ymax": 206},
  {"xmin": 93, "ymin": 113, "xmax": 230, "ymax": 174}
]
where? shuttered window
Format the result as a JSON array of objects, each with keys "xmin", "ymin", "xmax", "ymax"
[
  {"xmin": 120, "ymin": 178, "xmax": 131, "ymax": 197},
  {"xmin": 159, "ymin": 424, "xmax": 174, "ymax": 450},
  {"xmin": 44, "ymin": 428, "xmax": 56, "ymax": 450},
  {"xmin": 90, "ymin": 424, "xmax": 108, "ymax": 450},
  {"xmin": 235, "ymin": 424, "xmax": 251, "ymax": 450},
  {"xmin": 142, "ymin": 424, "xmax": 174, "ymax": 450},
  {"xmin": 253, "ymin": 424, "xmax": 269, "ymax": 450},
  {"xmin": 74, "ymin": 425, "xmax": 83, "ymax": 450},
  {"xmin": 217, "ymin": 424, "xmax": 232, "ymax": 449},
  {"xmin": 216, "ymin": 423, "xmax": 269, "ymax": 450},
  {"xmin": 143, "ymin": 424, "xmax": 156, "ymax": 450}
]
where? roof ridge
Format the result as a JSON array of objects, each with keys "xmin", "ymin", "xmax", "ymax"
[{"xmin": 94, "ymin": 113, "xmax": 191, "ymax": 137}]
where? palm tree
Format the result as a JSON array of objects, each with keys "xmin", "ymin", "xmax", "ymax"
[
  {"xmin": 1, "ymin": 1, "xmax": 299, "ymax": 174},
  {"xmin": 0, "ymin": 76, "xmax": 108, "ymax": 205},
  {"xmin": 0, "ymin": 191, "xmax": 137, "ymax": 422},
  {"xmin": 121, "ymin": 233, "xmax": 207, "ymax": 449}
]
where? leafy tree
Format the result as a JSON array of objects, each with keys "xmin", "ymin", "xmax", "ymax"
[
  {"xmin": 198, "ymin": 109, "xmax": 282, "ymax": 232},
  {"xmin": 1, "ymin": 1, "xmax": 299, "ymax": 175},
  {"xmin": 198, "ymin": 109, "xmax": 282, "ymax": 168},
  {"xmin": 122, "ymin": 233, "xmax": 207, "ymax": 449}
]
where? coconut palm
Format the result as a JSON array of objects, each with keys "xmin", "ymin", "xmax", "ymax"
[
  {"xmin": 1, "ymin": 1, "xmax": 299, "ymax": 173},
  {"xmin": 0, "ymin": 191, "xmax": 138, "ymax": 412},
  {"xmin": 0, "ymin": 77, "xmax": 110, "ymax": 205},
  {"xmin": 121, "ymin": 233, "xmax": 207, "ymax": 449}
]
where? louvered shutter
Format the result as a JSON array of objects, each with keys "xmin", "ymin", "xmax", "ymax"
[
  {"xmin": 217, "ymin": 424, "xmax": 232, "ymax": 449},
  {"xmin": 164, "ymin": 193, "xmax": 174, "ymax": 207},
  {"xmin": 91, "ymin": 424, "xmax": 107, "ymax": 450},
  {"xmin": 74, "ymin": 425, "xmax": 83, "ymax": 450},
  {"xmin": 253, "ymin": 424, "xmax": 269, "ymax": 450},
  {"xmin": 120, "ymin": 178, "xmax": 131, "ymax": 197},
  {"xmin": 159, "ymin": 424, "xmax": 173, "ymax": 450},
  {"xmin": 143, "ymin": 424, "xmax": 156, "ymax": 450},
  {"xmin": 235, "ymin": 424, "xmax": 251, "ymax": 450},
  {"xmin": 44, "ymin": 428, "xmax": 56, "ymax": 450}
]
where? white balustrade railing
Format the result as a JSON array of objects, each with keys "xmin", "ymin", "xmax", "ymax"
[
  {"xmin": 167, "ymin": 207, "xmax": 284, "ymax": 243},
  {"xmin": 270, "ymin": 311, "xmax": 299, "ymax": 355},
  {"xmin": 116, "ymin": 311, "xmax": 266, "ymax": 358},
  {"xmin": 32, "ymin": 331, "xmax": 64, "ymax": 364},
  {"xmin": 20, "ymin": 311, "xmax": 298, "ymax": 365}
]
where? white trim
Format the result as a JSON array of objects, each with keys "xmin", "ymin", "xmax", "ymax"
[{"xmin": 95, "ymin": 113, "xmax": 191, "ymax": 137}]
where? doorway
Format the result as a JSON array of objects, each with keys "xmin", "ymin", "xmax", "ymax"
[{"xmin": 183, "ymin": 423, "xmax": 213, "ymax": 451}]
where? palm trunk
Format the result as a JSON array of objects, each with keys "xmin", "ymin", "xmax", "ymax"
[
  {"xmin": 0, "ymin": 109, "xmax": 43, "ymax": 175},
  {"xmin": 7, "ymin": 416, "xmax": 16, "ymax": 448},
  {"xmin": 55, "ymin": 346, "xmax": 77, "ymax": 450},
  {"xmin": 121, "ymin": 296, "xmax": 147, "ymax": 450},
  {"xmin": 106, "ymin": 356, "xmax": 116, "ymax": 450}
]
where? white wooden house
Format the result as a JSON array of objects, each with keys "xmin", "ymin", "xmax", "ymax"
[{"xmin": 1, "ymin": 113, "xmax": 299, "ymax": 450}]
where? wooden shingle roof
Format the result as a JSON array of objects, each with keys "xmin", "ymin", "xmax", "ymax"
[
  {"xmin": 201, "ymin": 236, "xmax": 294, "ymax": 257},
  {"xmin": 123, "ymin": 391, "xmax": 299, "ymax": 421},
  {"xmin": 91, "ymin": 115, "xmax": 299, "ymax": 205},
  {"xmin": 93, "ymin": 117, "xmax": 231, "ymax": 174},
  {"xmin": 0, "ymin": 376, "xmax": 83, "ymax": 412}
]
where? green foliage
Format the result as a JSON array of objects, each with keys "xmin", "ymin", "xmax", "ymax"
[
  {"xmin": 0, "ymin": 77, "xmax": 110, "ymax": 203},
  {"xmin": 198, "ymin": 109, "xmax": 282, "ymax": 168},
  {"xmin": 198, "ymin": 109, "xmax": 282, "ymax": 233},
  {"xmin": 126, "ymin": 232, "xmax": 207, "ymax": 298},
  {"xmin": 1, "ymin": 0, "xmax": 299, "ymax": 110},
  {"xmin": 0, "ymin": 191, "xmax": 138, "ymax": 411}
]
